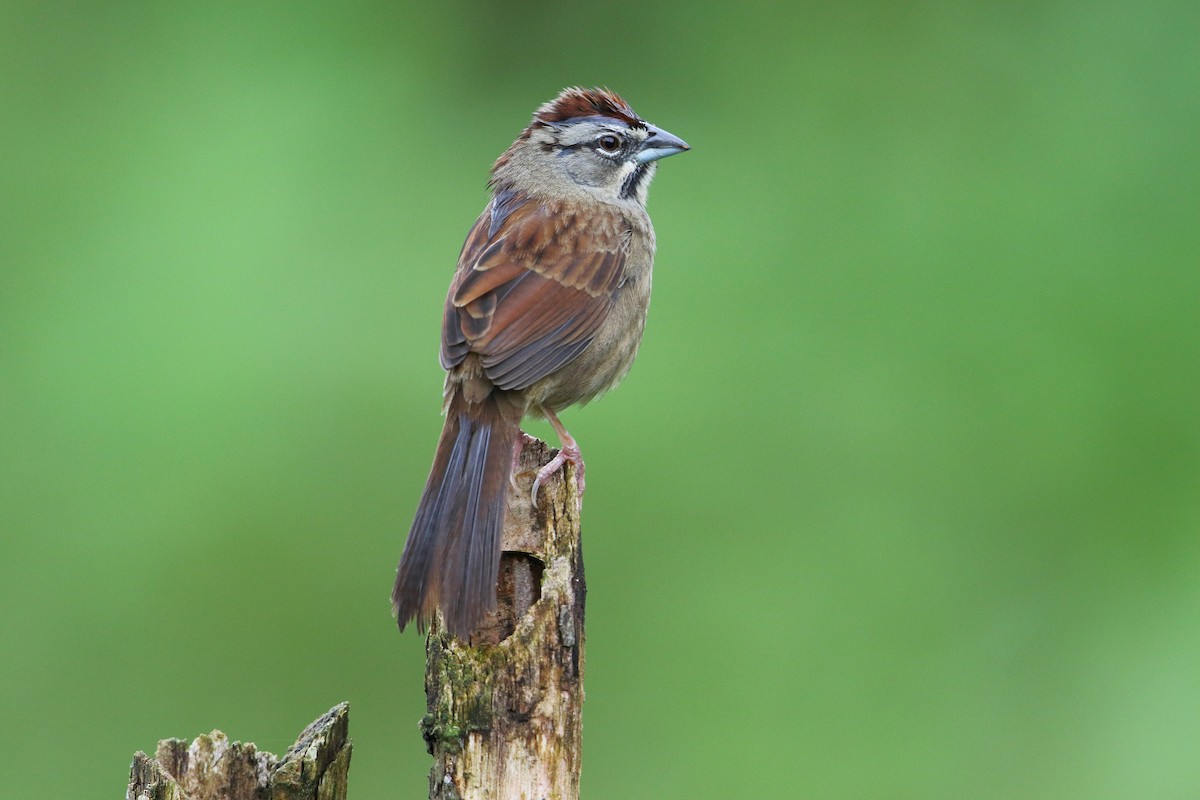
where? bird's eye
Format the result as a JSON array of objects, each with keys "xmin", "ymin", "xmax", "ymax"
[{"xmin": 596, "ymin": 134, "xmax": 621, "ymax": 154}]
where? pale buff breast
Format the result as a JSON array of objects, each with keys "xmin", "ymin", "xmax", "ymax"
[{"xmin": 524, "ymin": 210, "xmax": 656, "ymax": 415}]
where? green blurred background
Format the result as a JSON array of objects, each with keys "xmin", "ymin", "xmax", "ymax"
[{"xmin": 2, "ymin": 1, "xmax": 1198, "ymax": 797}]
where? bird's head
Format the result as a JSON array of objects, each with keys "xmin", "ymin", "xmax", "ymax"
[{"xmin": 492, "ymin": 87, "xmax": 689, "ymax": 207}]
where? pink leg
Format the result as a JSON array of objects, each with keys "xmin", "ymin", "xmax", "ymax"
[
  {"xmin": 531, "ymin": 410, "xmax": 586, "ymax": 506},
  {"xmin": 509, "ymin": 435, "xmax": 529, "ymax": 493}
]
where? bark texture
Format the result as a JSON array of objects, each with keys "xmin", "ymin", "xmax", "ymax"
[
  {"xmin": 127, "ymin": 703, "xmax": 350, "ymax": 800},
  {"xmin": 421, "ymin": 434, "xmax": 586, "ymax": 800}
]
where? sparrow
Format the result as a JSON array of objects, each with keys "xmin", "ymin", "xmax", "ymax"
[{"xmin": 392, "ymin": 87, "xmax": 689, "ymax": 638}]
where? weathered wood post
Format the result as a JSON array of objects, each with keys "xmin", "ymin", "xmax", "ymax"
[
  {"xmin": 126, "ymin": 702, "xmax": 350, "ymax": 800},
  {"xmin": 420, "ymin": 435, "xmax": 586, "ymax": 800}
]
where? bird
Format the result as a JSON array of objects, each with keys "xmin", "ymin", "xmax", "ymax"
[{"xmin": 392, "ymin": 87, "xmax": 689, "ymax": 639}]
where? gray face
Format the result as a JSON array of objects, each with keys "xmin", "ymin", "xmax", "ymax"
[{"xmin": 547, "ymin": 118, "xmax": 653, "ymax": 199}]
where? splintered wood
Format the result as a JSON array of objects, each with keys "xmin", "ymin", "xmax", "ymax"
[{"xmin": 422, "ymin": 435, "xmax": 586, "ymax": 800}]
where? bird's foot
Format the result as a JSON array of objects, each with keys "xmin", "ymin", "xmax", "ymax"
[
  {"xmin": 510, "ymin": 435, "xmax": 534, "ymax": 493},
  {"xmin": 531, "ymin": 438, "xmax": 585, "ymax": 507}
]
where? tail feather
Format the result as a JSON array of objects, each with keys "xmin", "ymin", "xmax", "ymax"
[{"xmin": 393, "ymin": 389, "xmax": 520, "ymax": 638}]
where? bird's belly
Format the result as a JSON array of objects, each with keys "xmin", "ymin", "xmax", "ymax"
[{"xmin": 526, "ymin": 275, "xmax": 651, "ymax": 413}]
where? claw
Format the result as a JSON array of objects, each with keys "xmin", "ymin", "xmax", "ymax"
[
  {"xmin": 510, "ymin": 436, "xmax": 526, "ymax": 493},
  {"xmin": 530, "ymin": 410, "xmax": 586, "ymax": 507},
  {"xmin": 530, "ymin": 442, "xmax": 585, "ymax": 506}
]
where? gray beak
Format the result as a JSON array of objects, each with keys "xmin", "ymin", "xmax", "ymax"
[{"xmin": 635, "ymin": 126, "xmax": 690, "ymax": 164}]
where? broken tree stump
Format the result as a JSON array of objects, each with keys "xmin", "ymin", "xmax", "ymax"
[
  {"xmin": 126, "ymin": 702, "xmax": 350, "ymax": 800},
  {"xmin": 421, "ymin": 434, "xmax": 586, "ymax": 800}
]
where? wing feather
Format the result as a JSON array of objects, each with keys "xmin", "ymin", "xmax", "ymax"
[{"xmin": 440, "ymin": 192, "xmax": 628, "ymax": 391}]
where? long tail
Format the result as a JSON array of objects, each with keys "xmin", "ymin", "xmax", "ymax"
[{"xmin": 392, "ymin": 388, "xmax": 521, "ymax": 638}]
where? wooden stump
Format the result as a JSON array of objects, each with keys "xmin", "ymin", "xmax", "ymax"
[
  {"xmin": 126, "ymin": 703, "xmax": 351, "ymax": 800},
  {"xmin": 421, "ymin": 435, "xmax": 586, "ymax": 800}
]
